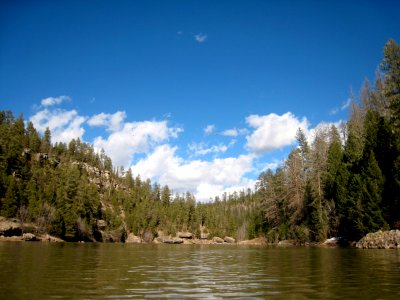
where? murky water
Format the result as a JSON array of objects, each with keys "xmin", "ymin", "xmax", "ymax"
[{"xmin": 0, "ymin": 242, "xmax": 399, "ymax": 299}]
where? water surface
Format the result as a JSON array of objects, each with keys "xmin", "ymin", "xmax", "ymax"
[{"xmin": 0, "ymin": 243, "xmax": 399, "ymax": 299}]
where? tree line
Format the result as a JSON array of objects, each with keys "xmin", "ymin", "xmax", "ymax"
[
  {"xmin": 256, "ymin": 39, "xmax": 400, "ymax": 243},
  {"xmin": 0, "ymin": 39, "xmax": 399, "ymax": 243}
]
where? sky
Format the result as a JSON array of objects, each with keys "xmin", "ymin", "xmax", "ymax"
[{"xmin": 1, "ymin": 0, "xmax": 399, "ymax": 201}]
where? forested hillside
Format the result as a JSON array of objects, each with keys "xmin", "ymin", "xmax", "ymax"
[
  {"xmin": 0, "ymin": 110, "xmax": 264, "ymax": 241},
  {"xmin": 1, "ymin": 39, "xmax": 399, "ymax": 243}
]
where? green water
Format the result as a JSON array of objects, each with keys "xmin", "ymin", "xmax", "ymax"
[{"xmin": 0, "ymin": 243, "xmax": 399, "ymax": 299}]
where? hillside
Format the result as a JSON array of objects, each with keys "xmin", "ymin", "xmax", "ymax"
[
  {"xmin": 1, "ymin": 39, "xmax": 400, "ymax": 244},
  {"xmin": 0, "ymin": 114, "xmax": 264, "ymax": 242}
]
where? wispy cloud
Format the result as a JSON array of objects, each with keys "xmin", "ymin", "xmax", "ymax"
[
  {"xmin": 204, "ymin": 124, "xmax": 215, "ymax": 135},
  {"xmin": 221, "ymin": 128, "xmax": 248, "ymax": 137},
  {"xmin": 41, "ymin": 95, "xmax": 71, "ymax": 107},
  {"xmin": 188, "ymin": 142, "xmax": 231, "ymax": 156},
  {"xmin": 330, "ymin": 98, "xmax": 352, "ymax": 115},
  {"xmin": 194, "ymin": 33, "xmax": 207, "ymax": 43}
]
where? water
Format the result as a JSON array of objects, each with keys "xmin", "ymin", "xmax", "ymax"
[{"xmin": 0, "ymin": 243, "xmax": 399, "ymax": 299}]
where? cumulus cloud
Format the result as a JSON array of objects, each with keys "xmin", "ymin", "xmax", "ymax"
[
  {"xmin": 93, "ymin": 120, "xmax": 183, "ymax": 168},
  {"xmin": 221, "ymin": 128, "xmax": 248, "ymax": 137},
  {"xmin": 194, "ymin": 33, "xmax": 207, "ymax": 43},
  {"xmin": 131, "ymin": 144, "xmax": 255, "ymax": 201},
  {"xmin": 41, "ymin": 95, "xmax": 71, "ymax": 107},
  {"xmin": 245, "ymin": 112, "xmax": 308, "ymax": 153},
  {"xmin": 87, "ymin": 111, "xmax": 126, "ymax": 132},
  {"xmin": 204, "ymin": 124, "xmax": 215, "ymax": 135},
  {"xmin": 30, "ymin": 108, "xmax": 85, "ymax": 144}
]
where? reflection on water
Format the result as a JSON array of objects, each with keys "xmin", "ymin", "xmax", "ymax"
[{"xmin": 0, "ymin": 242, "xmax": 400, "ymax": 299}]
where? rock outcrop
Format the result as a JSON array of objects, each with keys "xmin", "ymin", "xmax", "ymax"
[
  {"xmin": 125, "ymin": 233, "xmax": 141, "ymax": 243},
  {"xmin": 177, "ymin": 232, "xmax": 193, "ymax": 239},
  {"xmin": 224, "ymin": 236, "xmax": 236, "ymax": 243},
  {"xmin": 356, "ymin": 230, "xmax": 400, "ymax": 249},
  {"xmin": 162, "ymin": 238, "xmax": 184, "ymax": 244},
  {"xmin": 22, "ymin": 233, "xmax": 37, "ymax": 241},
  {"xmin": 322, "ymin": 237, "xmax": 340, "ymax": 247},
  {"xmin": 238, "ymin": 237, "xmax": 267, "ymax": 245},
  {"xmin": 277, "ymin": 239, "xmax": 296, "ymax": 246},
  {"xmin": 212, "ymin": 236, "xmax": 224, "ymax": 243}
]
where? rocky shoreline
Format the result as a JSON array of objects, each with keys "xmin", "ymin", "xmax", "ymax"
[{"xmin": 2, "ymin": 217, "xmax": 399, "ymax": 248}]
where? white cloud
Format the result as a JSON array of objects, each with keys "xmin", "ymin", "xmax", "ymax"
[
  {"xmin": 307, "ymin": 120, "xmax": 344, "ymax": 145},
  {"xmin": 330, "ymin": 98, "xmax": 352, "ymax": 115},
  {"xmin": 221, "ymin": 128, "xmax": 248, "ymax": 137},
  {"xmin": 41, "ymin": 96, "xmax": 71, "ymax": 107},
  {"xmin": 188, "ymin": 142, "xmax": 229, "ymax": 156},
  {"xmin": 131, "ymin": 144, "xmax": 255, "ymax": 202},
  {"xmin": 194, "ymin": 33, "xmax": 207, "ymax": 43},
  {"xmin": 87, "ymin": 111, "xmax": 126, "ymax": 132},
  {"xmin": 204, "ymin": 124, "xmax": 215, "ymax": 135},
  {"xmin": 93, "ymin": 120, "xmax": 183, "ymax": 168},
  {"xmin": 30, "ymin": 108, "xmax": 85, "ymax": 144},
  {"xmin": 341, "ymin": 98, "xmax": 352, "ymax": 110},
  {"xmin": 245, "ymin": 112, "xmax": 308, "ymax": 153}
]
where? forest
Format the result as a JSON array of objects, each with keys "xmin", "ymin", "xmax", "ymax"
[{"xmin": 0, "ymin": 39, "xmax": 399, "ymax": 243}]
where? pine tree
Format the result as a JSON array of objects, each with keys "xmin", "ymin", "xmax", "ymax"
[{"xmin": 381, "ymin": 39, "xmax": 400, "ymax": 127}]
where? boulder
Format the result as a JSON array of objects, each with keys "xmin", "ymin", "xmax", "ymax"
[
  {"xmin": 212, "ymin": 236, "xmax": 224, "ymax": 244},
  {"xmin": 163, "ymin": 238, "xmax": 183, "ymax": 244},
  {"xmin": 96, "ymin": 220, "xmax": 107, "ymax": 230},
  {"xmin": 356, "ymin": 230, "xmax": 400, "ymax": 249},
  {"xmin": 200, "ymin": 232, "xmax": 210, "ymax": 239},
  {"xmin": 277, "ymin": 239, "xmax": 296, "ymax": 246},
  {"xmin": 22, "ymin": 233, "xmax": 37, "ymax": 241},
  {"xmin": 125, "ymin": 233, "xmax": 141, "ymax": 243},
  {"xmin": 177, "ymin": 232, "xmax": 193, "ymax": 239},
  {"xmin": 39, "ymin": 234, "xmax": 64, "ymax": 242},
  {"xmin": 322, "ymin": 237, "xmax": 340, "ymax": 246},
  {"xmin": 224, "ymin": 236, "xmax": 236, "ymax": 243},
  {"xmin": 238, "ymin": 237, "xmax": 268, "ymax": 245}
]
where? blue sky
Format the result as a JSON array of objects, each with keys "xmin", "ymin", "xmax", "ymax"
[{"xmin": 1, "ymin": 1, "xmax": 399, "ymax": 201}]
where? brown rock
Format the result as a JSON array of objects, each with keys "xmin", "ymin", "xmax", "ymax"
[
  {"xmin": 356, "ymin": 230, "xmax": 400, "ymax": 249},
  {"xmin": 96, "ymin": 220, "xmax": 107, "ymax": 230},
  {"xmin": 224, "ymin": 236, "xmax": 236, "ymax": 243},
  {"xmin": 238, "ymin": 237, "xmax": 267, "ymax": 245},
  {"xmin": 200, "ymin": 232, "xmax": 209, "ymax": 239},
  {"xmin": 22, "ymin": 233, "xmax": 37, "ymax": 241},
  {"xmin": 125, "ymin": 233, "xmax": 141, "ymax": 243},
  {"xmin": 163, "ymin": 238, "xmax": 184, "ymax": 244},
  {"xmin": 278, "ymin": 239, "xmax": 296, "ymax": 246},
  {"xmin": 177, "ymin": 232, "xmax": 193, "ymax": 239},
  {"xmin": 212, "ymin": 236, "xmax": 224, "ymax": 243}
]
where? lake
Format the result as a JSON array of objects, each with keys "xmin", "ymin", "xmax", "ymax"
[{"xmin": 0, "ymin": 243, "xmax": 399, "ymax": 299}]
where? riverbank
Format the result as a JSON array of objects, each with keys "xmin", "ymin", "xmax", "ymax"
[{"xmin": 3, "ymin": 217, "xmax": 398, "ymax": 248}]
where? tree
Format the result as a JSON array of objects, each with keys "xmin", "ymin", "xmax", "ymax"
[
  {"xmin": 41, "ymin": 127, "xmax": 52, "ymax": 153},
  {"xmin": 26, "ymin": 121, "xmax": 41, "ymax": 152},
  {"xmin": 381, "ymin": 39, "xmax": 400, "ymax": 127}
]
